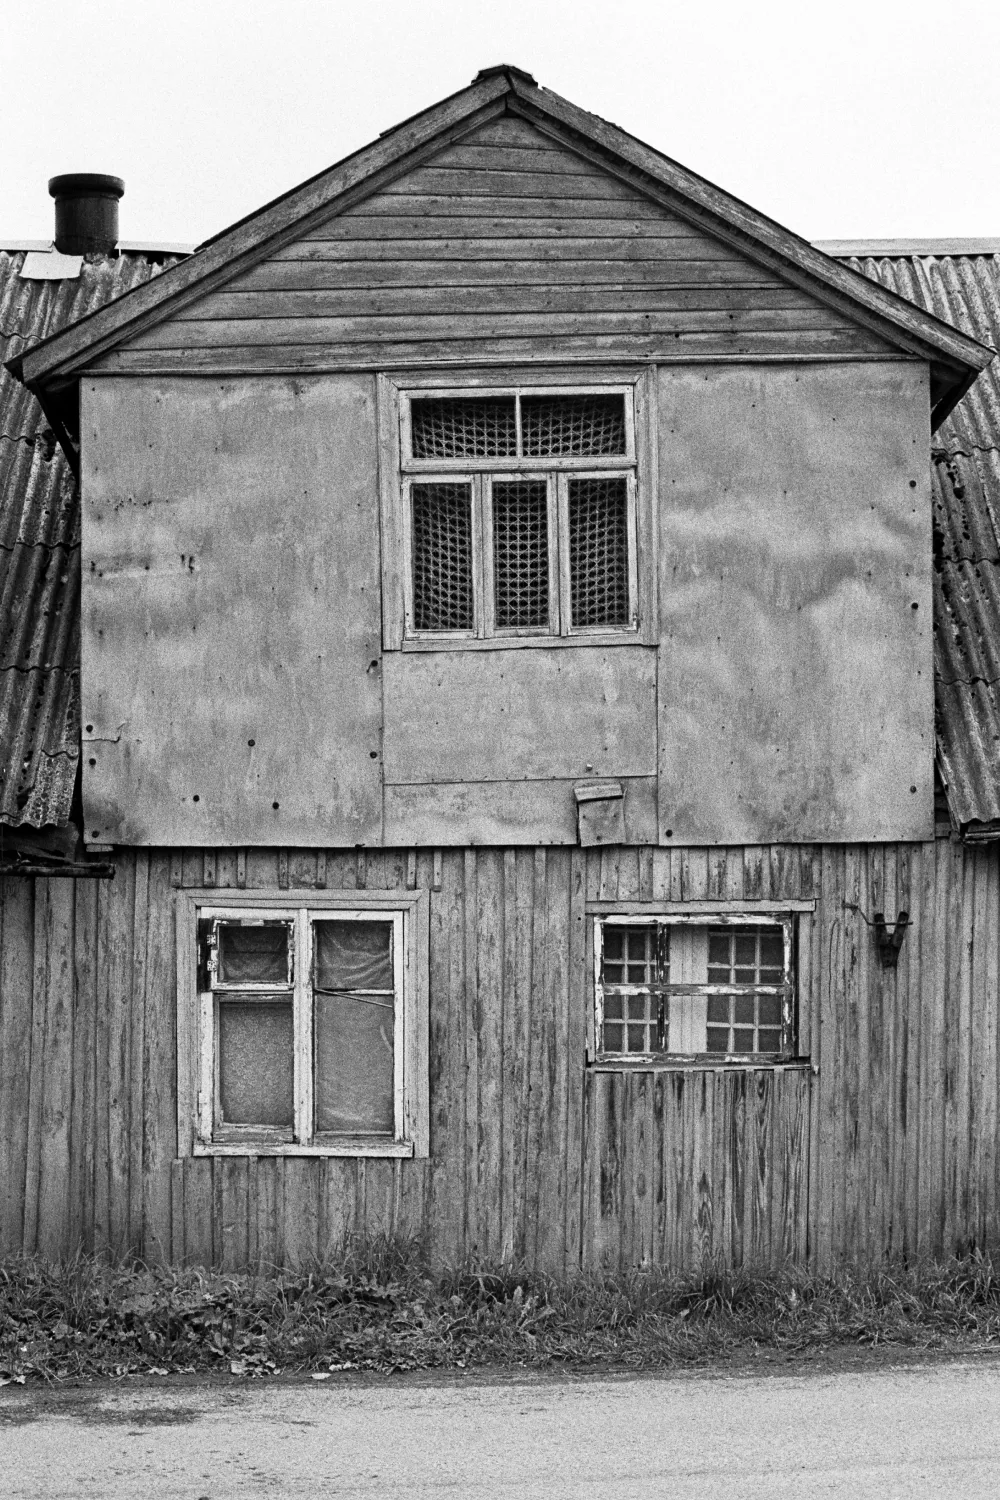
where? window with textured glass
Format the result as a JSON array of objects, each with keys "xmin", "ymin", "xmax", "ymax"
[
  {"xmin": 403, "ymin": 389, "xmax": 635, "ymax": 639},
  {"xmin": 595, "ymin": 916, "xmax": 795, "ymax": 1061}
]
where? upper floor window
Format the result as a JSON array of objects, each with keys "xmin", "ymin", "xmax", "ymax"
[{"xmin": 399, "ymin": 388, "xmax": 638, "ymax": 640}]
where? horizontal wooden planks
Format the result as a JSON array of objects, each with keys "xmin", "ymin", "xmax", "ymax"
[
  {"xmin": 174, "ymin": 286, "xmax": 819, "ymax": 321},
  {"xmin": 115, "ymin": 113, "xmax": 884, "ymax": 368}
]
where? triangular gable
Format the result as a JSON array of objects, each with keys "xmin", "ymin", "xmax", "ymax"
[
  {"xmin": 99, "ymin": 114, "xmax": 901, "ymax": 375},
  {"xmin": 12, "ymin": 65, "xmax": 992, "ymax": 428}
]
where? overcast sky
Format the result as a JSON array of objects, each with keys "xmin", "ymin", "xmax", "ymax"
[{"xmin": 4, "ymin": 0, "xmax": 999, "ymax": 248}]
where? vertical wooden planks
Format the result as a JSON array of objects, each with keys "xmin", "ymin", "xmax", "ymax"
[
  {"xmin": 983, "ymin": 852, "xmax": 1000, "ymax": 1249},
  {"xmin": 564, "ymin": 848, "xmax": 588, "ymax": 1270},
  {"xmin": 462, "ymin": 850, "xmax": 479, "ymax": 1256},
  {"xmin": 500, "ymin": 849, "xmax": 518, "ymax": 1262},
  {"xmin": 34, "ymin": 880, "xmax": 77, "ymax": 1261},
  {"xmin": 127, "ymin": 852, "xmax": 150, "ymax": 1256},
  {"xmin": 524, "ymin": 849, "xmax": 550, "ymax": 1266},
  {"xmin": 69, "ymin": 879, "xmax": 99, "ymax": 1254},
  {"xmin": 0, "ymin": 878, "xmax": 33, "ymax": 1254},
  {"xmin": 141, "ymin": 854, "xmax": 177, "ymax": 1261},
  {"xmin": 474, "ymin": 849, "xmax": 503, "ymax": 1261},
  {"xmin": 510, "ymin": 848, "xmax": 535, "ymax": 1263}
]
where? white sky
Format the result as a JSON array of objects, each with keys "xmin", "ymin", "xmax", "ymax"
[{"xmin": 4, "ymin": 0, "xmax": 999, "ymax": 248}]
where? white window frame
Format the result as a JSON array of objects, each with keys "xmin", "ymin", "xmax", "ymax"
[
  {"xmin": 176, "ymin": 890, "xmax": 429, "ymax": 1158},
  {"xmin": 378, "ymin": 373, "xmax": 655, "ymax": 650},
  {"xmin": 592, "ymin": 909, "xmax": 802, "ymax": 1066}
]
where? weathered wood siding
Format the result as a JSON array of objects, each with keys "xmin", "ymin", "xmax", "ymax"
[
  {"xmin": 2, "ymin": 839, "xmax": 997, "ymax": 1271},
  {"xmin": 98, "ymin": 116, "xmax": 896, "ymax": 374}
]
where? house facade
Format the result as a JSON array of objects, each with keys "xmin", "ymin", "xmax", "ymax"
[{"xmin": 2, "ymin": 68, "xmax": 998, "ymax": 1272}]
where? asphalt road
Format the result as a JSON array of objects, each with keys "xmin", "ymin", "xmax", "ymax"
[{"xmin": 2, "ymin": 1358, "xmax": 998, "ymax": 1498}]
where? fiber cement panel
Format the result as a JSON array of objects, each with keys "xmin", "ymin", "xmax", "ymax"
[
  {"xmin": 81, "ymin": 374, "xmax": 383, "ymax": 845},
  {"xmin": 657, "ymin": 362, "xmax": 933, "ymax": 845}
]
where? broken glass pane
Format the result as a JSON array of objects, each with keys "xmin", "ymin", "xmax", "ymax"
[
  {"xmin": 218, "ymin": 999, "xmax": 294, "ymax": 1127},
  {"xmin": 314, "ymin": 920, "xmax": 393, "ymax": 991},
  {"xmin": 217, "ymin": 923, "xmax": 290, "ymax": 985},
  {"xmin": 314, "ymin": 992, "xmax": 394, "ymax": 1134}
]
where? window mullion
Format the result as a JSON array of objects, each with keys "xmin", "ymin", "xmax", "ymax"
[
  {"xmin": 557, "ymin": 473, "xmax": 571, "ymax": 636},
  {"xmin": 545, "ymin": 475, "xmax": 560, "ymax": 636},
  {"xmin": 626, "ymin": 471, "xmax": 639, "ymax": 629},
  {"xmin": 471, "ymin": 474, "xmax": 487, "ymax": 639},
  {"xmin": 480, "ymin": 474, "xmax": 495, "ymax": 638},
  {"xmin": 294, "ymin": 914, "xmax": 312, "ymax": 1144}
]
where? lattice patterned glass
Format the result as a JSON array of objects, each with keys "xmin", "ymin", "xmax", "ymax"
[
  {"xmin": 492, "ymin": 480, "xmax": 549, "ymax": 629},
  {"xmin": 410, "ymin": 397, "xmax": 517, "ymax": 459},
  {"xmin": 411, "ymin": 483, "xmax": 474, "ymax": 631},
  {"xmin": 601, "ymin": 925, "xmax": 666, "ymax": 1055},
  {"xmin": 706, "ymin": 927, "xmax": 785, "ymax": 1055},
  {"xmin": 521, "ymin": 394, "xmax": 627, "ymax": 457},
  {"xmin": 568, "ymin": 477, "xmax": 630, "ymax": 627}
]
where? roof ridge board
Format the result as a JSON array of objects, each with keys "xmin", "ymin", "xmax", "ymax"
[
  {"xmin": 507, "ymin": 77, "xmax": 994, "ymax": 379},
  {"xmin": 12, "ymin": 77, "xmax": 511, "ymax": 389}
]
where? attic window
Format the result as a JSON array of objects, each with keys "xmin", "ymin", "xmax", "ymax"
[{"xmin": 400, "ymin": 387, "xmax": 637, "ymax": 641}]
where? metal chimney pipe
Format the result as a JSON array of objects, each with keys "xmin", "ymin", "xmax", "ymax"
[{"xmin": 48, "ymin": 173, "xmax": 125, "ymax": 256}]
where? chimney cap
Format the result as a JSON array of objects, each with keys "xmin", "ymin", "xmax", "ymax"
[{"xmin": 48, "ymin": 173, "xmax": 124, "ymax": 200}]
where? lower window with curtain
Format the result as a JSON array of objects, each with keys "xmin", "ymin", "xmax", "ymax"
[{"xmin": 179, "ymin": 893, "xmax": 429, "ymax": 1158}]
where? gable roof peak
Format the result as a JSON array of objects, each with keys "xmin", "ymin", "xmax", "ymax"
[{"xmin": 473, "ymin": 63, "xmax": 537, "ymax": 87}]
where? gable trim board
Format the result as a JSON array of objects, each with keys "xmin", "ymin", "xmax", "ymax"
[{"xmin": 9, "ymin": 68, "xmax": 991, "ymax": 428}]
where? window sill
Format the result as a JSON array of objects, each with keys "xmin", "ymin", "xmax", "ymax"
[
  {"xmin": 192, "ymin": 1139, "xmax": 416, "ymax": 1159},
  {"xmin": 588, "ymin": 1059, "xmax": 815, "ymax": 1074},
  {"xmin": 398, "ymin": 632, "xmax": 650, "ymax": 653}
]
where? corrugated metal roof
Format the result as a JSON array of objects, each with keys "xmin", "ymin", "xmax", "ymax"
[
  {"xmin": 0, "ymin": 247, "xmax": 183, "ymax": 827},
  {"xmin": 838, "ymin": 248, "xmax": 1000, "ymax": 834}
]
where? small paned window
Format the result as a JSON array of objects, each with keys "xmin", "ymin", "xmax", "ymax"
[
  {"xmin": 182, "ymin": 896, "xmax": 428, "ymax": 1157},
  {"xmin": 594, "ymin": 916, "xmax": 796, "ymax": 1062},
  {"xmin": 401, "ymin": 388, "xmax": 637, "ymax": 640}
]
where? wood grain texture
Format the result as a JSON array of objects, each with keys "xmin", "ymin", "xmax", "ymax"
[
  {"xmin": 2, "ymin": 839, "xmax": 999, "ymax": 1273},
  {"xmin": 111, "ymin": 116, "xmax": 891, "ymax": 372}
]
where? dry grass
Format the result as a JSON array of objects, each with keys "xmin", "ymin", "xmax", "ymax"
[{"xmin": 4, "ymin": 1239, "xmax": 1000, "ymax": 1384}]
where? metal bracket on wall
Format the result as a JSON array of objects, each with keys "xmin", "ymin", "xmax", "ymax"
[{"xmin": 844, "ymin": 902, "xmax": 911, "ymax": 969}]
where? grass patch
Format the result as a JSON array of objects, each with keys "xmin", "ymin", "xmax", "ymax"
[{"xmin": 4, "ymin": 1239, "xmax": 1000, "ymax": 1384}]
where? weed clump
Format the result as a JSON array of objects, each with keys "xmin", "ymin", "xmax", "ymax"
[{"xmin": 4, "ymin": 1239, "xmax": 1000, "ymax": 1384}]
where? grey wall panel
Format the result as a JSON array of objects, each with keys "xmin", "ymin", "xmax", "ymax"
[
  {"xmin": 382, "ymin": 645, "xmax": 657, "ymax": 789},
  {"xmin": 657, "ymin": 362, "xmax": 933, "ymax": 845},
  {"xmin": 81, "ymin": 375, "xmax": 383, "ymax": 846},
  {"xmin": 383, "ymin": 776, "xmax": 658, "ymax": 846}
]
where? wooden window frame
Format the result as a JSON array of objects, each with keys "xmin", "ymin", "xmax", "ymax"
[
  {"xmin": 591, "ymin": 908, "xmax": 806, "ymax": 1068},
  {"xmin": 378, "ymin": 369, "xmax": 657, "ymax": 652},
  {"xmin": 176, "ymin": 890, "xmax": 429, "ymax": 1158}
]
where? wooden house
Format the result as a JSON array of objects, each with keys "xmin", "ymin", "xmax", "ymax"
[{"xmin": 3, "ymin": 67, "xmax": 1000, "ymax": 1273}]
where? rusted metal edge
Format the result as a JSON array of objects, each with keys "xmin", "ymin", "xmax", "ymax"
[{"xmin": 0, "ymin": 860, "xmax": 115, "ymax": 878}]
